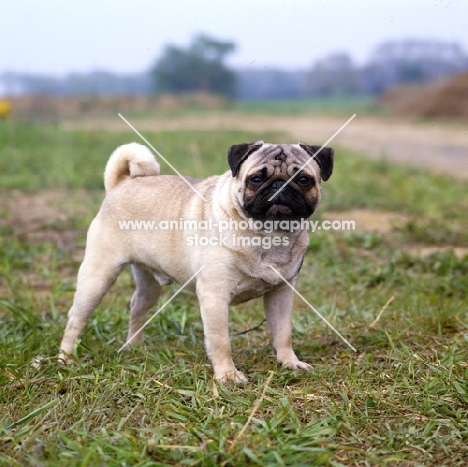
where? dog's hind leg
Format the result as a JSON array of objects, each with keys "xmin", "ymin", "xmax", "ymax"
[
  {"xmin": 59, "ymin": 253, "xmax": 122, "ymax": 363},
  {"xmin": 125, "ymin": 264, "xmax": 162, "ymax": 346}
]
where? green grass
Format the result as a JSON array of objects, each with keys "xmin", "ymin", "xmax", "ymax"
[
  {"xmin": 0, "ymin": 121, "xmax": 283, "ymax": 190},
  {"xmin": 0, "ymin": 120, "xmax": 467, "ymax": 466},
  {"xmin": 98, "ymin": 96, "xmax": 385, "ymax": 121}
]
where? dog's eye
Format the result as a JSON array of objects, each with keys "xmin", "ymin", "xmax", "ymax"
[
  {"xmin": 297, "ymin": 175, "xmax": 313, "ymax": 186},
  {"xmin": 249, "ymin": 175, "xmax": 263, "ymax": 185}
]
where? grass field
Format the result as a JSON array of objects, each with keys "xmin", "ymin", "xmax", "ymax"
[
  {"xmin": 236, "ymin": 96, "xmax": 383, "ymax": 117},
  {"xmin": 0, "ymin": 118, "xmax": 467, "ymax": 466}
]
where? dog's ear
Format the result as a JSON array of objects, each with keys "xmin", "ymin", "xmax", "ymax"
[
  {"xmin": 299, "ymin": 143, "xmax": 334, "ymax": 181},
  {"xmin": 227, "ymin": 141, "xmax": 264, "ymax": 176}
]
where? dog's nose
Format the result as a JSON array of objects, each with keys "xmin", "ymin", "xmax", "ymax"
[{"xmin": 271, "ymin": 180, "xmax": 285, "ymax": 191}]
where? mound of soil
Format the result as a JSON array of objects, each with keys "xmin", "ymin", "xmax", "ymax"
[{"xmin": 379, "ymin": 72, "xmax": 468, "ymax": 118}]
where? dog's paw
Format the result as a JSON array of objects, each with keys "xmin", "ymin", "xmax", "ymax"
[
  {"xmin": 125, "ymin": 331, "xmax": 145, "ymax": 346},
  {"xmin": 58, "ymin": 352, "xmax": 72, "ymax": 365},
  {"xmin": 281, "ymin": 359, "xmax": 313, "ymax": 372},
  {"xmin": 215, "ymin": 368, "xmax": 249, "ymax": 384}
]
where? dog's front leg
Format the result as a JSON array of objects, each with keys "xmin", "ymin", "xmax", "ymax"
[
  {"xmin": 197, "ymin": 288, "xmax": 248, "ymax": 383},
  {"xmin": 263, "ymin": 282, "xmax": 312, "ymax": 371}
]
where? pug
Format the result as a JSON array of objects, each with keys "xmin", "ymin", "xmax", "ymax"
[{"xmin": 59, "ymin": 141, "xmax": 334, "ymax": 383}]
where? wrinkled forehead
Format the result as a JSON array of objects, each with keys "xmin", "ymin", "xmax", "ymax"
[{"xmin": 241, "ymin": 143, "xmax": 317, "ymax": 177}]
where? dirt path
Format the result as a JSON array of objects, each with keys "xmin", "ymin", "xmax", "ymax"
[{"xmin": 63, "ymin": 113, "xmax": 468, "ymax": 179}]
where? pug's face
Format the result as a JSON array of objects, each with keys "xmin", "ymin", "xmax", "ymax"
[{"xmin": 228, "ymin": 141, "xmax": 334, "ymax": 221}]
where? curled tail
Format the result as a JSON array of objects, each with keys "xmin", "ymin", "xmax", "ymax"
[{"xmin": 104, "ymin": 143, "xmax": 160, "ymax": 192}]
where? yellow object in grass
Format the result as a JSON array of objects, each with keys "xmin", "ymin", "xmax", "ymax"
[{"xmin": 0, "ymin": 100, "xmax": 11, "ymax": 118}]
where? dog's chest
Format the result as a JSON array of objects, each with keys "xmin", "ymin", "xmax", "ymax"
[
  {"xmin": 230, "ymin": 278, "xmax": 274, "ymax": 304},
  {"xmin": 229, "ymin": 258, "xmax": 301, "ymax": 305}
]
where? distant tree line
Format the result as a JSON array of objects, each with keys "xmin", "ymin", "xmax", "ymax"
[
  {"xmin": 151, "ymin": 34, "xmax": 237, "ymax": 97},
  {"xmin": 1, "ymin": 71, "xmax": 152, "ymax": 96},
  {"xmin": 2, "ymin": 36, "xmax": 467, "ymax": 100}
]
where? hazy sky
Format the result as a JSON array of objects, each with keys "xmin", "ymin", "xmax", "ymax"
[{"xmin": 1, "ymin": 0, "xmax": 468, "ymax": 75}]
